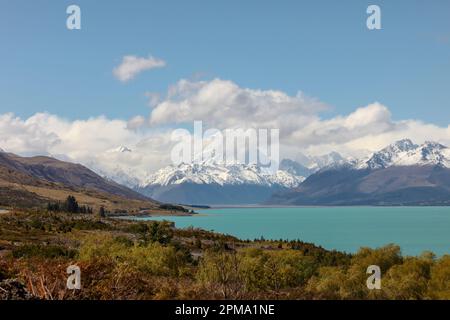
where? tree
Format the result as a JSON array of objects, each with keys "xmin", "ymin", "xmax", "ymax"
[
  {"xmin": 98, "ymin": 206, "xmax": 106, "ymax": 218},
  {"xmin": 197, "ymin": 251, "xmax": 244, "ymax": 299},
  {"xmin": 47, "ymin": 202, "xmax": 61, "ymax": 212},
  {"xmin": 428, "ymin": 255, "xmax": 450, "ymax": 299},
  {"xmin": 381, "ymin": 256, "xmax": 432, "ymax": 299},
  {"xmin": 64, "ymin": 196, "xmax": 79, "ymax": 213}
]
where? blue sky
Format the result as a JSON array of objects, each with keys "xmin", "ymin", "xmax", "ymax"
[{"xmin": 0, "ymin": 0, "xmax": 449, "ymax": 125}]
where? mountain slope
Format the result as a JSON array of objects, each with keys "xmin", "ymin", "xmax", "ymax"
[
  {"xmin": 0, "ymin": 151, "xmax": 159, "ymax": 211},
  {"xmin": 269, "ymin": 140, "xmax": 450, "ymax": 206},
  {"xmin": 279, "ymin": 159, "xmax": 314, "ymax": 177},
  {"xmin": 137, "ymin": 162, "xmax": 305, "ymax": 205},
  {"xmin": 0, "ymin": 152, "xmax": 149, "ymax": 201}
]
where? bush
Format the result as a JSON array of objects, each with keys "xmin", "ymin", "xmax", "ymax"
[
  {"xmin": 12, "ymin": 244, "xmax": 77, "ymax": 259},
  {"xmin": 78, "ymin": 234, "xmax": 190, "ymax": 278},
  {"xmin": 428, "ymin": 255, "xmax": 450, "ymax": 299},
  {"xmin": 381, "ymin": 256, "xmax": 432, "ymax": 299},
  {"xmin": 196, "ymin": 250, "xmax": 244, "ymax": 299},
  {"xmin": 238, "ymin": 249, "xmax": 317, "ymax": 292},
  {"xmin": 123, "ymin": 221, "xmax": 173, "ymax": 244},
  {"xmin": 306, "ymin": 244, "xmax": 405, "ymax": 299}
]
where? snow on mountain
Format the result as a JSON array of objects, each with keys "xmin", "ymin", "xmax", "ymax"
[
  {"xmin": 84, "ymin": 145, "xmax": 143, "ymax": 188},
  {"xmin": 141, "ymin": 162, "xmax": 305, "ymax": 188},
  {"xmin": 357, "ymin": 139, "xmax": 450, "ymax": 169},
  {"xmin": 89, "ymin": 140, "xmax": 450, "ymax": 194},
  {"xmin": 100, "ymin": 166, "xmax": 142, "ymax": 188},
  {"xmin": 280, "ymin": 159, "xmax": 314, "ymax": 177},
  {"xmin": 107, "ymin": 145, "xmax": 132, "ymax": 153},
  {"xmin": 308, "ymin": 152, "xmax": 348, "ymax": 170},
  {"xmin": 292, "ymin": 151, "xmax": 349, "ymax": 171},
  {"xmin": 285, "ymin": 139, "xmax": 450, "ymax": 174}
]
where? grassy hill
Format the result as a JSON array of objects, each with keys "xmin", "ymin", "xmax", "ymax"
[{"xmin": 0, "ymin": 151, "xmax": 161, "ymax": 213}]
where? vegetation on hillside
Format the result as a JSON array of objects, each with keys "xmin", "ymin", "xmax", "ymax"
[{"xmin": 0, "ymin": 209, "xmax": 448, "ymax": 300}]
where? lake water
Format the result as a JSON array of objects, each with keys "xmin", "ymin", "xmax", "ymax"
[{"xmin": 131, "ymin": 207, "xmax": 450, "ymax": 256}]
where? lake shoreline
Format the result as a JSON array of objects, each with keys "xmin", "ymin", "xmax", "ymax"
[
  {"xmin": 203, "ymin": 204, "xmax": 450, "ymax": 209},
  {"xmin": 119, "ymin": 206, "xmax": 450, "ymax": 256}
]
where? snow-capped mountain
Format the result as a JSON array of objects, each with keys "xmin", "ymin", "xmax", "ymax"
[
  {"xmin": 137, "ymin": 161, "xmax": 305, "ymax": 205},
  {"xmin": 357, "ymin": 139, "xmax": 450, "ymax": 169},
  {"xmin": 88, "ymin": 139, "xmax": 450, "ymax": 205},
  {"xmin": 308, "ymin": 152, "xmax": 349, "ymax": 170},
  {"xmin": 142, "ymin": 162, "xmax": 305, "ymax": 188},
  {"xmin": 289, "ymin": 151, "xmax": 350, "ymax": 172},
  {"xmin": 83, "ymin": 145, "xmax": 143, "ymax": 188},
  {"xmin": 98, "ymin": 166, "xmax": 142, "ymax": 188},
  {"xmin": 269, "ymin": 139, "xmax": 450, "ymax": 206},
  {"xmin": 108, "ymin": 145, "xmax": 132, "ymax": 153}
]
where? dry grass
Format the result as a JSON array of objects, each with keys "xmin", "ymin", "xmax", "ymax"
[{"xmin": 0, "ymin": 179, "xmax": 158, "ymax": 213}]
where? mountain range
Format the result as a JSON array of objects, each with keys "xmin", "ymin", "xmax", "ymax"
[
  {"xmin": 126, "ymin": 139, "xmax": 450, "ymax": 205},
  {"xmin": 269, "ymin": 139, "xmax": 450, "ymax": 206},
  {"xmin": 89, "ymin": 139, "xmax": 450, "ymax": 206},
  {"xmin": 3, "ymin": 139, "xmax": 448, "ymax": 207},
  {"xmin": 92, "ymin": 143, "xmax": 352, "ymax": 205},
  {"xmin": 136, "ymin": 162, "xmax": 306, "ymax": 205}
]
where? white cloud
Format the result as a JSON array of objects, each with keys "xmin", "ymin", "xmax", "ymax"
[
  {"xmin": 0, "ymin": 79, "xmax": 449, "ymax": 180},
  {"xmin": 127, "ymin": 115, "xmax": 147, "ymax": 130},
  {"xmin": 148, "ymin": 78, "xmax": 450, "ymax": 158},
  {"xmin": 150, "ymin": 79, "xmax": 326, "ymax": 134},
  {"xmin": 113, "ymin": 54, "xmax": 166, "ymax": 82},
  {"xmin": 0, "ymin": 113, "xmax": 174, "ymax": 176}
]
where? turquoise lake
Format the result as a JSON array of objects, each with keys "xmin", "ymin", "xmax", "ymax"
[{"xmin": 131, "ymin": 207, "xmax": 450, "ymax": 256}]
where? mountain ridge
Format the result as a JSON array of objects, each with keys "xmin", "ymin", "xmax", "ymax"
[
  {"xmin": 136, "ymin": 161, "xmax": 306, "ymax": 205},
  {"xmin": 268, "ymin": 139, "xmax": 450, "ymax": 206},
  {"xmin": 0, "ymin": 151, "xmax": 160, "ymax": 211}
]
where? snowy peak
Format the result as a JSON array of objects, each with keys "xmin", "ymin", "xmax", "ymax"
[
  {"xmin": 280, "ymin": 159, "xmax": 314, "ymax": 177},
  {"xmin": 362, "ymin": 139, "xmax": 449, "ymax": 169},
  {"xmin": 310, "ymin": 151, "xmax": 346, "ymax": 169},
  {"xmin": 142, "ymin": 162, "xmax": 305, "ymax": 189},
  {"xmin": 390, "ymin": 139, "xmax": 418, "ymax": 152},
  {"xmin": 293, "ymin": 152, "xmax": 348, "ymax": 171},
  {"xmin": 108, "ymin": 145, "xmax": 132, "ymax": 153},
  {"xmin": 364, "ymin": 139, "xmax": 417, "ymax": 169}
]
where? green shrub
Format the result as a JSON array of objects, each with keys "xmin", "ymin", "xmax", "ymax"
[
  {"xmin": 428, "ymin": 255, "xmax": 450, "ymax": 299},
  {"xmin": 12, "ymin": 244, "xmax": 77, "ymax": 259},
  {"xmin": 78, "ymin": 234, "xmax": 190, "ymax": 277}
]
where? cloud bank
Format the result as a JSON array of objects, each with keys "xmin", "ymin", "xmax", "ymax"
[{"xmin": 1, "ymin": 78, "xmax": 449, "ymax": 180}]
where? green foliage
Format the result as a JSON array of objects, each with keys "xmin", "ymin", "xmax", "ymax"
[
  {"xmin": 352, "ymin": 244, "xmax": 403, "ymax": 272},
  {"xmin": 304, "ymin": 245, "xmax": 450, "ymax": 300},
  {"xmin": 29, "ymin": 218, "xmax": 46, "ymax": 231},
  {"xmin": 1, "ymin": 210, "xmax": 449, "ymax": 300},
  {"xmin": 65, "ymin": 195, "xmax": 79, "ymax": 213},
  {"xmin": 239, "ymin": 248, "xmax": 317, "ymax": 292},
  {"xmin": 12, "ymin": 244, "xmax": 77, "ymax": 259},
  {"xmin": 123, "ymin": 221, "xmax": 173, "ymax": 244},
  {"xmin": 47, "ymin": 195, "xmax": 93, "ymax": 214},
  {"xmin": 159, "ymin": 204, "xmax": 189, "ymax": 212},
  {"xmin": 381, "ymin": 255, "xmax": 432, "ymax": 299},
  {"xmin": 78, "ymin": 234, "xmax": 191, "ymax": 278},
  {"xmin": 428, "ymin": 255, "xmax": 450, "ymax": 299},
  {"xmin": 306, "ymin": 266, "xmax": 348, "ymax": 299},
  {"xmin": 98, "ymin": 206, "xmax": 106, "ymax": 217},
  {"xmin": 196, "ymin": 248, "xmax": 318, "ymax": 298},
  {"xmin": 57, "ymin": 219, "xmax": 111, "ymax": 233},
  {"xmin": 196, "ymin": 250, "xmax": 243, "ymax": 299}
]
